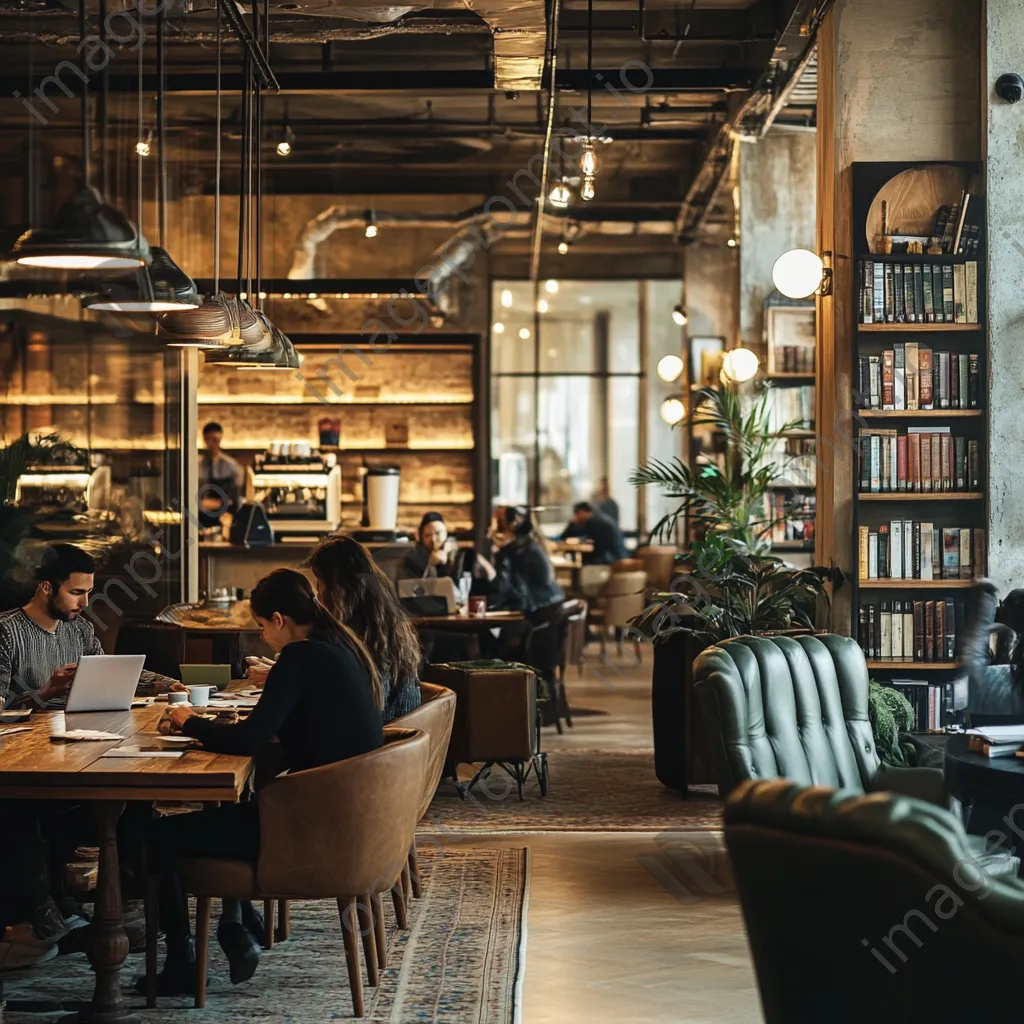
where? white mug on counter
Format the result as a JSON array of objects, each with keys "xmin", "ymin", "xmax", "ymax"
[{"xmin": 167, "ymin": 691, "xmax": 190, "ymax": 706}]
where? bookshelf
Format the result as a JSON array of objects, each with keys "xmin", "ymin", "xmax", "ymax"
[{"xmin": 851, "ymin": 161, "xmax": 987, "ymax": 731}]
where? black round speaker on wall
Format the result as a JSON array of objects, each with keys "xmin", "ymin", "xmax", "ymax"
[{"xmin": 996, "ymin": 73, "xmax": 1024, "ymax": 103}]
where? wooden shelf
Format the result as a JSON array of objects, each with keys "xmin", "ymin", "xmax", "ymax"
[
  {"xmin": 866, "ymin": 661, "xmax": 958, "ymax": 670},
  {"xmin": 765, "ymin": 372, "xmax": 815, "ymax": 381},
  {"xmin": 859, "ymin": 579, "xmax": 975, "ymax": 589},
  {"xmin": 198, "ymin": 399, "xmax": 473, "ymax": 407},
  {"xmin": 858, "ymin": 492, "xmax": 984, "ymax": 501},
  {"xmin": 779, "ymin": 429, "xmax": 816, "ymax": 438},
  {"xmin": 859, "ymin": 409, "xmax": 982, "ymax": 418},
  {"xmin": 858, "ymin": 323, "xmax": 981, "ymax": 332}
]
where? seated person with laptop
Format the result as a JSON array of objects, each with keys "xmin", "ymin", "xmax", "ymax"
[{"xmin": 0, "ymin": 544, "xmax": 180, "ymax": 710}]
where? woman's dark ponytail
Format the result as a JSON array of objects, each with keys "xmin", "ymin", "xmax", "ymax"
[{"xmin": 250, "ymin": 568, "xmax": 384, "ymax": 710}]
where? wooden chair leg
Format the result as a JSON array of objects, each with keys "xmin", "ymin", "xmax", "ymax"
[
  {"xmin": 372, "ymin": 893, "xmax": 386, "ymax": 968},
  {"xmin": 194, "ymin": 896, "xmax": 212, "ymax": 1010},
  {"xmin": 144, "ymin": 873, "xmax": 159, "ymax": 1008},
  {"xmin": 276, "ymin": 899, "xmax": 290, "ymax": 941},
  {"xmin": 391, "ymin": 882, "xmax": 409, "ymax": 930},
  {"xmin": 357, "ymin": 893, "xmax": 380, "ymax": 986},
  {"xmin": 339, "ymin": 898, "xmax": 364, "ymax": 1017},
  {"xmin": 400, "ymin": 862, "xmax": 412, "ymax": 902},
  {"xmin": 409, "ymin": 845, "xmax": 423, "ymax": 899},
  {"xmin": 263, "ymin": 899, "xmax": 275, "ymax": 950}
]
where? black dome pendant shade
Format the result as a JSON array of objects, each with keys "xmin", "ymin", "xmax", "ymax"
[
  {"xmin": 12, "ymin": 186, "xmax": 151, "ymax": 270},
  {"xmin": 84, "ymin": 247, "xmax": 199, "ymax": 312}
]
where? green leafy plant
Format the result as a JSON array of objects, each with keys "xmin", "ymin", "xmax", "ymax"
[
  {"xmin": 630, "ymin": 384, "xmax": 805, "ymax": 554},
  {"xmin": 867, "ymin": 680, "xmax": 916, "ymax": 767},
  {"xmin": 630, "ymin": 534, "xmax": 830, "ymax": 647}
]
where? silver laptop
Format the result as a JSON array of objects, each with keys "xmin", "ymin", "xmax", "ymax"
[
  {"xmin": 397, "ymin": 577, "xmax": 458, "ymax": 614},
  {"xmin": 65, "ymin": 655, "xmax": 146, "ymax": 713}
]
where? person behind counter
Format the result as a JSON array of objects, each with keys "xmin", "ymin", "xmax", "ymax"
[
  {"xmin": 400, "ymin": 511, "xmax": 496, "ymax": 584},
  {"xmin": 308, "ymin": 534, "xmax": 422, "ymax": 722},
  {"xmin": 0, "ymin": 543, "xmax": 179, "ymax": 710},
  {"xmin": 199, "ymin": 421, "xmax": 245, "ymax": 528},
  {"xmin": 145, "ymin": 568, "xmax": 383, "ymax": 993},
  {"xmin": 560, "ymin": 501, "xmax": 628, "ymax": 565}
]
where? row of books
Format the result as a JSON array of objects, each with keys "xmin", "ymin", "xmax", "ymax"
[
  {"xmin": 855, "ymin": 348, "xmax": 980, "ymax": 410},
  {"xmin": 858, "ymin": 598, "xmax": 964, "ymax": 662},
  {"xmin": 858, "ymin": 429, "xmax": 981, "ymax": 493},
  {"xmin": 772, "ymin": 345, "xmax": 815, "ymax": 374},
  {"xmin": 857, "ymin": 523, "xmax": 984, "ymax": 581},
  {"xmin": 858, "ymin": 261, "xmax": 979, "ymax": 324},
  {"xmin": 934, "ymin": 192, "xmax": 982, "ymax": 256},
  {"xmin": 765, "ymin": 386, "xmax": 814, "ymax": 433},
  {"xmin": 887, "ymin": 681, "xmax": 949, "ymax": 733},
  {"xmin": 762, "ymin": 492, "xmax": 816, "ymax": 544}
]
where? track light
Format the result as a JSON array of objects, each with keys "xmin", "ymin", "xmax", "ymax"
[
  {"xmin": 672, "ymin": 304, "xmax": 688, "ymax": 327},
  {"xmin": 364, "ymin": 214, "xmax": 378, "ymax": 239},
  {"xmin": 275, "ymin": 124, "xmax": 294, "ymax": 158},
  {"xmin": 135, "ymin": 130, "xmax": 152, "ymax": 158}
]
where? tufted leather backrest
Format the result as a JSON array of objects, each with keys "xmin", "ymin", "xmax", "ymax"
[
  {"xmin": 693, "ymin": 634, "xmax": 879, "ymax": 798},
  {"xmin": 724, "ymin": 779, "xmax": 1024, "ymax": 1022}
]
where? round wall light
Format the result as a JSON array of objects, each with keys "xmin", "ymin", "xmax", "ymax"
[
  {"xmin": 660, "ymin": 397, "xmax": 686, "ymax": 426},
  {"xmin": 722, "ymin": 347, "xmax": 760, "ymax": 383},
  {"xmin": 672, "ymin": 304, "xmax": 688, "ymax": 327},
  {"xmin": 772, "ymin": 248, "xmax": 826, "ymax": 299},
  {"xmin": 656, "ymin": 354, "xmax": 684, "ymax": 383}
]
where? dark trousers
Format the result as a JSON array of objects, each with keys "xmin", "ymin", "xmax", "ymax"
[{"xmin": 148, "ymin": 804, "xmax": 261, "ymax": 945}]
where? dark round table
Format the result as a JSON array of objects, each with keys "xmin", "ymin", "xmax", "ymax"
[{"xmin": 945, "ymin": 734, "xmax": 1024, "ymax": 825}]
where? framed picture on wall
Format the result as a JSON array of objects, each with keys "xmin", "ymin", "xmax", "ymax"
[
  {"xmin": 766, "ymin": 305, "xmax": 815, "ymax": 375},
  {"xmin": 690, "ymin": 336, "xmax": 725, "ymax": 388}
]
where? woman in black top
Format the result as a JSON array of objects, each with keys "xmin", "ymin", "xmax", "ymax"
[
  {"xmin": 308, "ymin": 535, "xmax": 423, "ymax": 722},
  {"xmin": 492, "ymin": 506, "xmax": 565, "ymax": 616},
  {"xmin": 145, "ymin": 569, "xmax": 382, "ymax": 994}
]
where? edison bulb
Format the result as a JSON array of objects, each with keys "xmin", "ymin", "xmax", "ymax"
[
  {"xmin": 581, "ymin": 176, "xmax": 596, "ymax": 201},
  {"xmin": 722, "ymin": 347, "xmax": 760, "ymax": 383},
  {"xmin": 500, "ymin": 288, "xmax": 513, "ymax": 308},
  {"xmin": 657, "ymin": 354, "xmax": 684, "ymax": 383},
  {"xmin": 558, "ymin": 241, "xmax": 569, "ymax": 255},
  {"xmin": 364, "ymin": 223, "xmax": 378, "ymax": 239},
  {"xmin": 493, "ymin": 321, "xmax": 505, "ymax": 334},
  {"xmin": 580, "ymin": 143, "xmax": 597, "ymax": 176},
  {"xmin": 548, "ymin": 180, "xmax": 571, "ymax": 208},
  {"xmin": 518, "ymin": 327, "xmax": 531, "ymax": 340},
  {"xmin": 135, "ymin": 139, "xmax": 151, "ymax": 158},
  {"xmin": 275, "ymin": 140, "xmax": 292, "ymax": 157},
  {"xmin": 660, "ymin": 398, "xmax": 685, "ymax": 425},
  {"xmin": 772, "ymin": 248, "xmax": 824, "ymax": 299},
  {"xmin": 545, "ymin": 279, "xmax": 559, "ymax": 294}
]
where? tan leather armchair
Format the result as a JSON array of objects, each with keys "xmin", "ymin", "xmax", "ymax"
[
  {"xmin": 389, "ymin": 682, "xmax": 457, "ymax": 897},
  {"xmin": 152, "ymin": 728, "xmax": 429, "ymax": 1016},
  {"xmin": 589, "ymin": 569, "xmax": 648, "ymax": 659}
]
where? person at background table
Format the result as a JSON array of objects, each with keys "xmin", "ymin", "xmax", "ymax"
[
  {"xmin": 145, "ymin": 568, "xmax": 383, "ymax": 994},
  {"xmin": 308, "ymin": 534, "xmax": 422, "ymax": 721},
  {"xmin": 592, "ymin": 476, "xmax": 620, "ymax": 525},
  {"xmin": 198, "ymin": 420, "xmax": 245, "ymax": 529},
  {"xmin": 560, "ymin": 501, "xmax": 628, "ymax": 565},
  {"xmin": 400, "ymin": 511, "xmax": 496, "ymax": 586},
  {"xmin": 0, "ymin": 543, "xmax": 179, "ymax": 711}
]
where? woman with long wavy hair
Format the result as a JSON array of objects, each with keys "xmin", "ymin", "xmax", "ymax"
[{"xmin": 308, "ymin": 535, "xmax": 423, "ymax": 722}]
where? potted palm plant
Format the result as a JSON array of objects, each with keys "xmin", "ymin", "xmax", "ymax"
[{"xmin": 630, "ymin": 383, "xmax": 830, "ymax": 793}]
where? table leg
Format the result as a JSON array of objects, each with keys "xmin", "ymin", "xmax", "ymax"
[{"xmin": 61, "ymin": 800, "xmax": 140, "ymax": 1024}]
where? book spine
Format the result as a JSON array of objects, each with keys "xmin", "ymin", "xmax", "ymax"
[
  {"xmin": 908, "ymin": 431, "xmax": 921, "ymax": 493},
  {"xmin": 919, "ymin": 347, "xmax": 933, "ymax": 409},
  {"xmin": 904, "ymin": 604, "xmax": 914, "ymax": 661},
  {"xmin": 885, "ymin": 264, "xmax": 895, "ymax": 322},
  {"xmin": 940, "ymin": 434, "xmax": 952, "ymax": 492},
  {"xmin": 869, "ymin": 604, "xmax": 878, "ymax": 659},
  {"xmin": 920, "ymin": 432, "xmax": 932, "ymax": 493},
  {"xmin": 895, "ymin": 263, "xmax": 906, "ymax": 322},
  {"xmin": 965, "ymin": 260, "xmax": 979, "ymax": 323},
  {"xmin": 925, "ymin": 600, "xmax": 936, "ymax": 661},
  {"xmin": 960, "ymin": 527, "xmax": 972, "ymax": 580},
  {"xmin": 859, "ymin": 525, "xmax": 870, "ymax": 580},
  {"xmin": 913, "ymin": 264, "xmax": 925, "ymax": 324},
  {"xmin": 897, "ymin": 433, "xmax": 908, "ymax": 492},
  {"xmin": 862, "ymin": 262, "xmax": 873, "ymax": 323},
  {"xmin": 892, "ymin": 519, "xmax": 903, "ymax": 579},
  {"xmin": 922, "ymin": 267, "xmax": 934, "ymax": 323},
  {"xmin": 954, "ymin": 435, "xmax": 966, "ymax": 491},
  {"xmin": 869, "ymin": 356, "xmax": 881, "ymax": 409},
  {"xmin": 932, "ymin": 266, "xmax": 945, "ymax": 323},
  {"xmin": 958, "ymin": 354, "xmax": 969, "ymax": 411},
  {"xmin": 869, "ymin": 532, "xmax": 879, "ymax": 579},
  {"xmin": 894, "ymin": 343, "xmax": 906, "ymax": 411},
  {"xmin": 882, "ymin": 350, "xmax": 895, "ymax": 410},
  {"xmin": 974, "ymin": 528, "xmax": 985, "ymax": 578},
  {"xmin": 906, "ymin": 341, "xmax": 918, "ymax": 410},
  {"xmin": 944, "ymin": 598, "xmax": 956, "ymax": 660},
  {"xmin": 968, "ymin": 439, "xmax": 980, "ymax": 491},
  {"xmin": 873, "ymin": 263, "xmax": 885, "ymax": 322},
  {"xmin": 920, "ymin": 522, "xmax": 934, "ymax": 581},
  {"xmin": 942, "ymin": 265, "xmax": 955, "ymax": 320},
  {"xmin": 892, "ymin": 600, "xmax": 904, "ymax": 661},
  {"xmin": 942, "ymin": 527, "xmax": 960, "ymax": 580},
  {"xmin": 904, "ymin": 519, "xmax": 913, "ymax": 580},
  {"xmin": 914, "ymin": 601, "xmax": 924, "ymax": 661},
  {"xmin": 953, "ymin": 264, "xmax": 967, "ymax": 323},
  {"xmin": 938, "ymin": 351, "xmax": 950, "ymax": 409},
  {"xmin": 860, "ymin": 435, "xmax": 871, "ymax": 492},
  {"xmin": 879, "ymin": 526, "xmax": 890, "ymax": 578},
  {"xmin": 881, "ymin": 601, "xmax": 892, "ymax": 659},
  {"xmin": 968, "ymin": 353, "xmax": 980, "ymax": 409}
]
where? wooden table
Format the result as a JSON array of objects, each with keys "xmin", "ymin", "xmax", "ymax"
[
  {"xmin": 0, "ymin": 706, "xmax": 252, "ymax": 1024},
  {"xmin": 410, "ymin": 610, "xmax": 525, "ymax": 631}
]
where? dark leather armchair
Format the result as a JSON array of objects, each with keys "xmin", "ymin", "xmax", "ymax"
[
  {"xmin": 724, "ymin": 779, "xmax": 1024, "ymax": 1022},
  {"xmin": 693, "ymin": 634, "xmax": 947, "ymax": 805}
]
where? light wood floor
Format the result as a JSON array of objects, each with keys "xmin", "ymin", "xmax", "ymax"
[{"xmin": 432, "ymin": 644, "xmax": 764, "ymax": 1024}]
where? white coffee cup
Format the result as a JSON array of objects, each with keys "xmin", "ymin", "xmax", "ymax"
[
  {"xmin": 186, "ymin": 685, "xmax": 212, "ymax": 707},
  {"xmin": 50, "ymin": 711, "xmax": 66, "ymax": 736},
  {"xmin": 166, "ymin": 691, "xmax": 190, "ymax": 706}
]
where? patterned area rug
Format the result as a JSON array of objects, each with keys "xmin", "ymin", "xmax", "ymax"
[
  {"xmin": 421, "ymin": 749, "xmax": 723, "ymax": 834},
  {"xmin": 2, "ymin": 848, "xmax": 528, "ymax": 1024}
]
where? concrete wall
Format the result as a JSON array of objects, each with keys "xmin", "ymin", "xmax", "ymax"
[
  {"xmin": 985, "ymin": 0, "xmax": 1024, "ymax": 593},
  {"xmin": 685, "ymin": 240, "xmax": 739, "ymax": 346},
  {"xmin": 739, "ymin": 129, "xmax": 817, "ymax": 349}
]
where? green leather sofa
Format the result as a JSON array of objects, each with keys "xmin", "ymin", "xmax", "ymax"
[{"xmin": 725, "ymin": 778, "xmax": 1024, "ymax": 1021}]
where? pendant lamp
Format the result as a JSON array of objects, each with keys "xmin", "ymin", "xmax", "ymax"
[{"xmin": 11, "ymin": 1, "xmax": 149, "ymax": 270}]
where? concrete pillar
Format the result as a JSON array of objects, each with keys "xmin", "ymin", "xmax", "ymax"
[
  {"xmin": 738, "ymin": 129, "xmax": 817, "ymax": 353},
  {"xmin": 984, "ymin": 0, "xmax": 1024, "ymax": 593}
]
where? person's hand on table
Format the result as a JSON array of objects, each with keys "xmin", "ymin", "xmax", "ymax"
[
  {"xmin": 246, "ymin": 656, "xmax": 275, "ymax": 687},
  {"xmin": 167, "ymin": 706, "xmax": 197, "ymax": 730},
  {"xmin": 36, "ymin": 664, "xmax": 76, "ymax": 702}
]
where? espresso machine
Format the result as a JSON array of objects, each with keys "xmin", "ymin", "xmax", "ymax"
[{"xmin": 247, "ymin": 445, "xmax": 342, "ymax": 538}]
